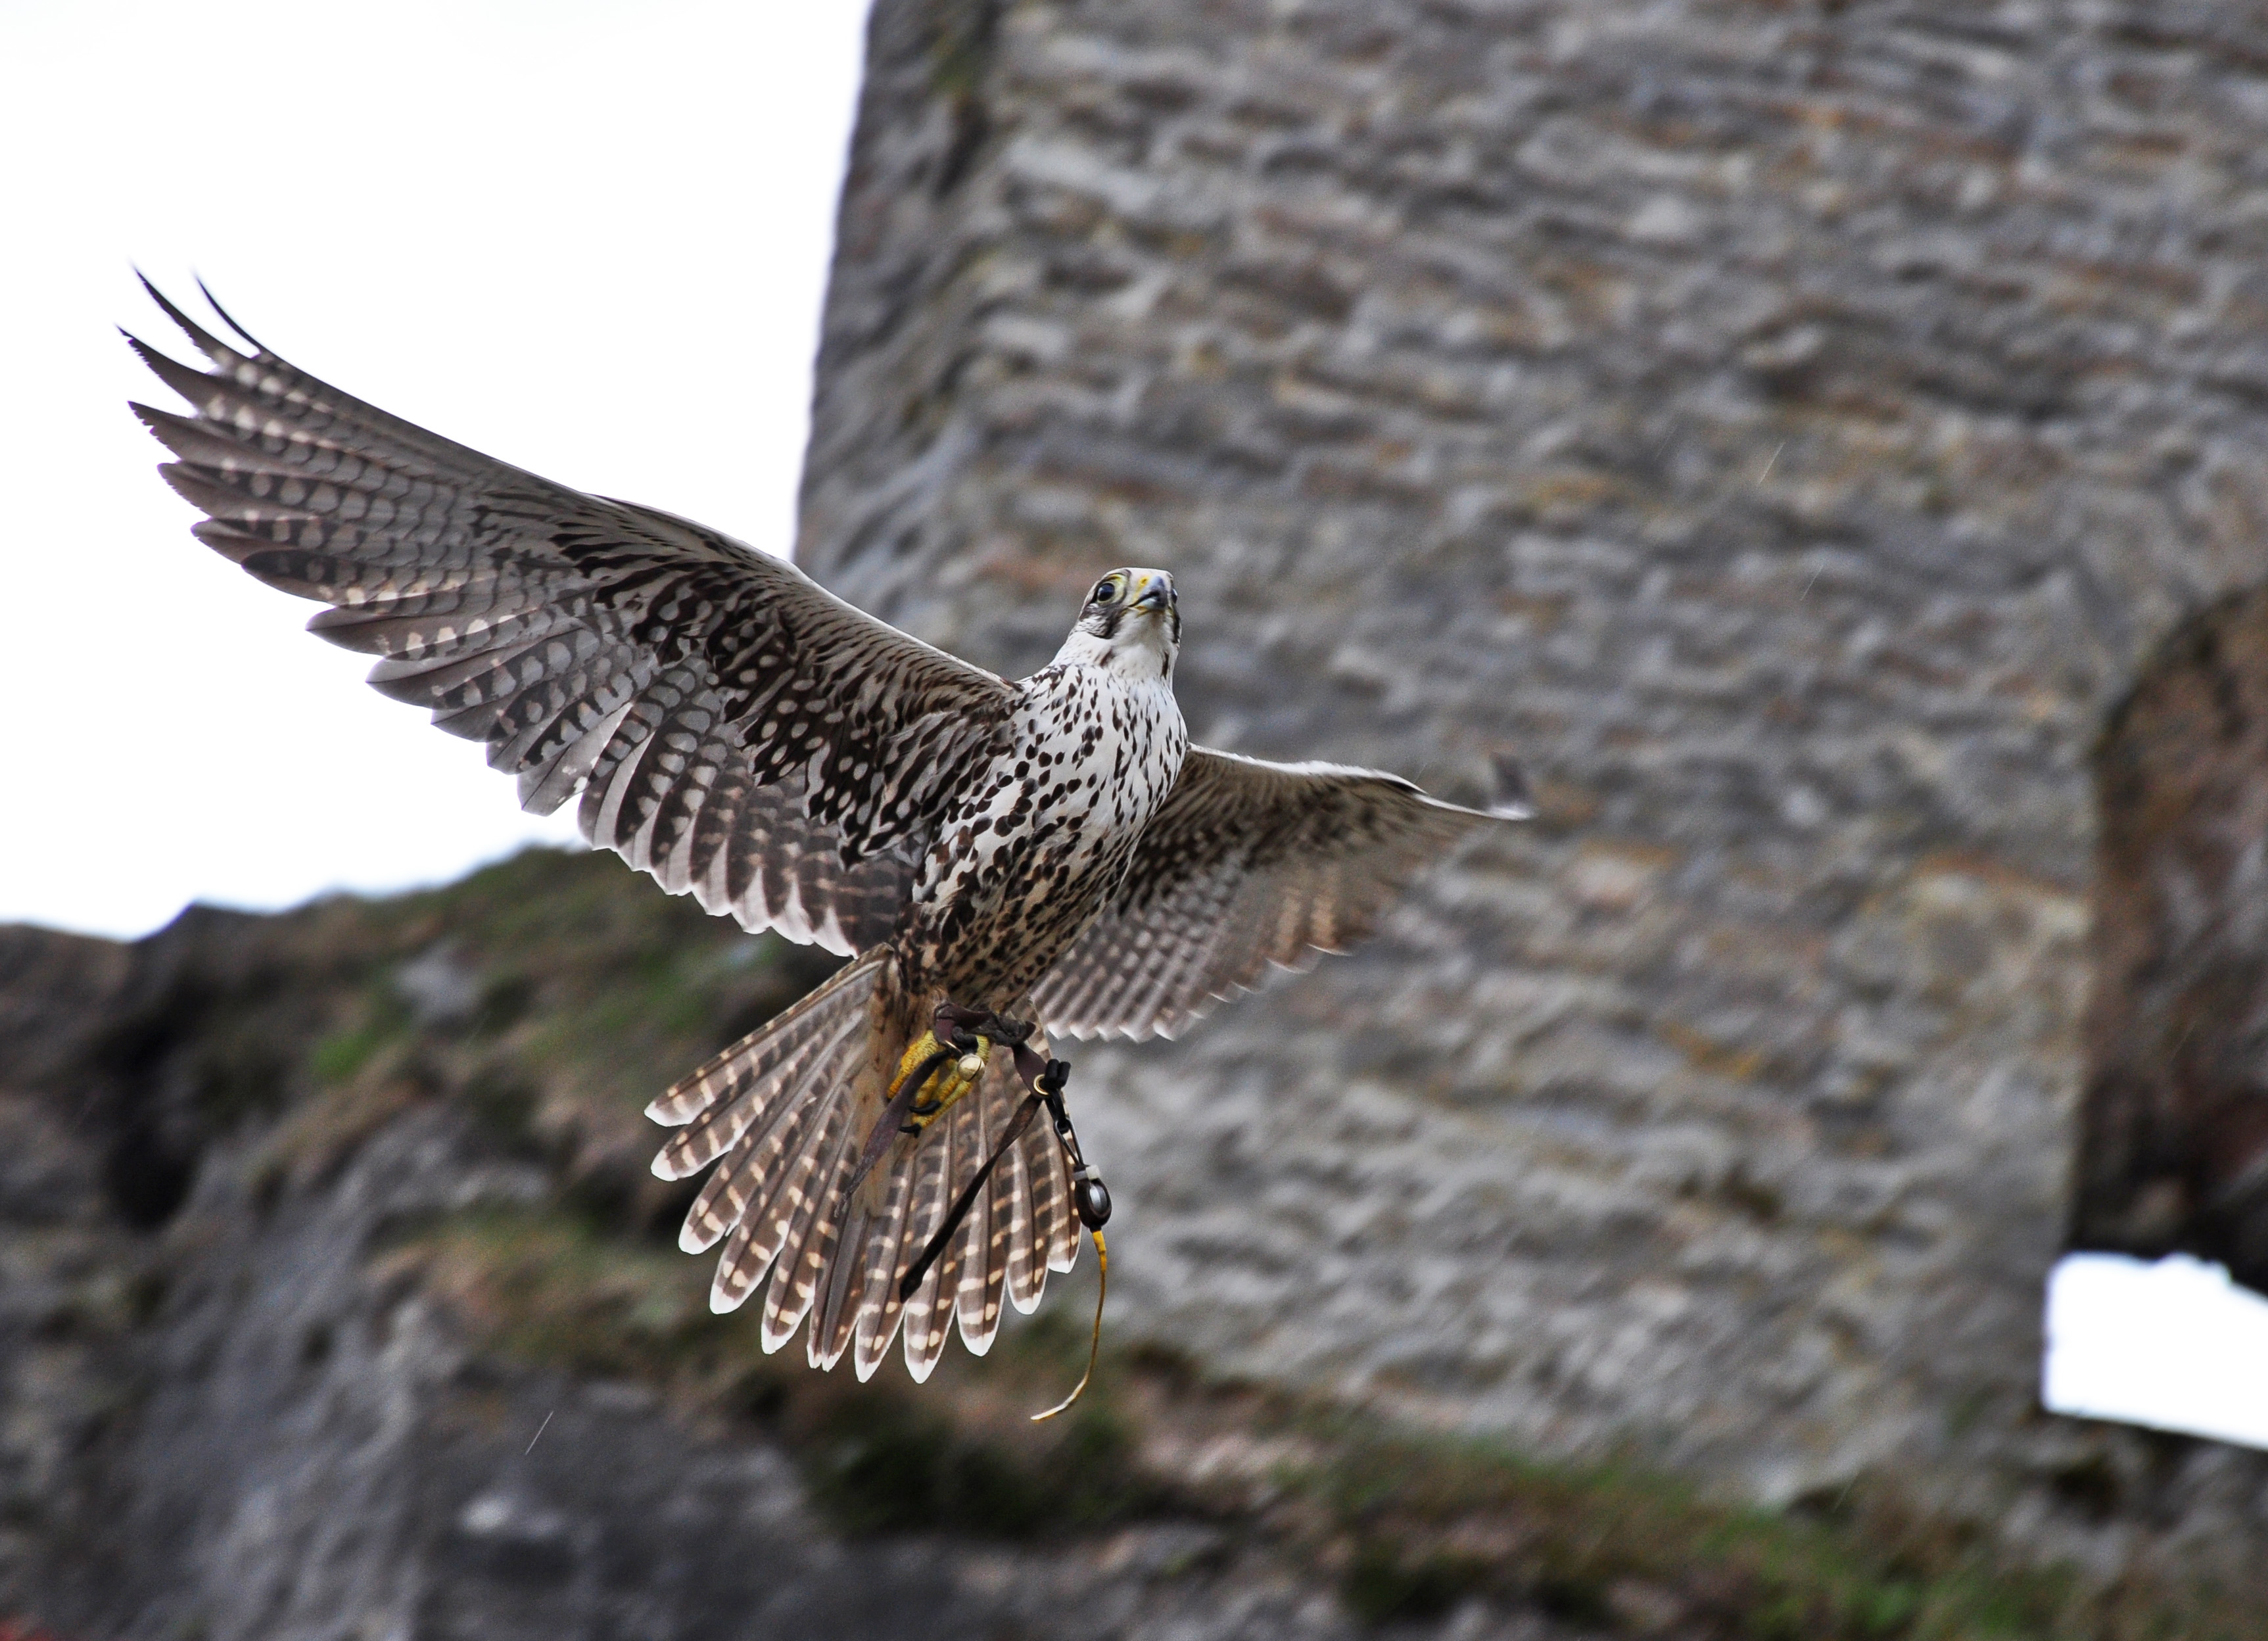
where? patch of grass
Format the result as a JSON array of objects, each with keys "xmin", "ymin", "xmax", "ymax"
[
  {"xmin": 399, "ymin": 1204, "xmax": 1162, "ymax": 1542},
  {"xmin": 404, "ymin": 1206, "xmax": 707, "ymax": 1379},
  {"xmin": 807, "ymin": 1392, "xmax": 1139, "ymax": 1539},
  {"xmin": 401, "ymin": 855, "xmax": 843, "ymax": 1203},
  {"xmin": 1343, "ymin": 1536, "xmax": 1495, "ymax": 1625},
  {"xmin": 1284, "ymin": 1420, "xmax": 2268, "ymax": 1641},
  {"xmin": 260, "ymin": 847, "xmax": 842, "ymax": 1235},
  {"xmin": 308, "ymin": 979, "xmax": 414, "ymax": 1089},
  {"xmin": 1302, "ymin": 1427, "xmax": 1991, "ymax": 1638},
  {"xmin": 309, "ymin": 1019, "xmax": 394, "ymax": 1086},
  {"xmin": 256, "ymin": 1068, "xmax": 429, "ymax": 1195}
]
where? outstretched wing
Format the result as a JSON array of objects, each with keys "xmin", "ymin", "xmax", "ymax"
[
  {"xmin": 1033, "ymin": 748, "xmax": 1523, "ymax": 1040},
  {"xmin": 129, "ymin": 283, "xmax": 1014, "ymax": 955}
]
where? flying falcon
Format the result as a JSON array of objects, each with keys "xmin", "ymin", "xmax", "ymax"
[{"xmin": 127, "ymin": 283, "xmax": 1527, "ymax": 1386}]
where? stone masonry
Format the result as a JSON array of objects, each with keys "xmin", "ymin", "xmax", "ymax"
[{"xmin": 796, "ymin": 0, "xmax": 2268, "ymax": 1555}]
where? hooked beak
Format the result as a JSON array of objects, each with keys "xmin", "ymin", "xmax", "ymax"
[{"xmin": 1132, "ymin": 578, "xmax": 1174, "ymax": 613}]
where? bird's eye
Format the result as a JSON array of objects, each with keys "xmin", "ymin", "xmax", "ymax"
[{"xmin": 1092, "ymin": 578, "xmax": 1117, "ymax": 604}]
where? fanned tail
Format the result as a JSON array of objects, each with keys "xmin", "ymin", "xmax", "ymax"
[{"xmin": 650, "ymin": 952, "xmax": 1080, "ymax": 1378}]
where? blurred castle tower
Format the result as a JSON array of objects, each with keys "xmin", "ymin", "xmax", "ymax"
[{"xmin": 798, "ymin": 0, "xmax": 2268, "ymax": 1542}]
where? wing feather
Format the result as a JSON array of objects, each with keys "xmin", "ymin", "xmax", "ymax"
[
  {"xmin": 1033, "ymin": 748, "xmax": 1521, "ymax": 1040},
  {"xmin": 130, "ymin": 283, "xmax": 1014, "ymax": 956}
]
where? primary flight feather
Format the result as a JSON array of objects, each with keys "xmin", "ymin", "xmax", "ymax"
[{"xmin": 128, "ymin": 281, "xmax": 1524, "ymax": 1383}]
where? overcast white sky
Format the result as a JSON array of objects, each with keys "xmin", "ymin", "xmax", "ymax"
[
  {"xmin": 0, "ymin": 0, "xmax": 871, "ymax": 938},
  {"xmin": 0, "ymin": 0, "xmax": 2255, "ymax": 1455}
]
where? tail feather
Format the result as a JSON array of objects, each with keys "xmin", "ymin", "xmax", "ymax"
[
  {"xmin": 816, "ymin": 1189, "xmax": 884, "ymax": 1379},
  {"xmin": 653, "ymin": 948, "xmax": 1082, "ymax": 1376},
  {"xmin": 659, "ymin": 1011, "xmax": 849, "ymax": 1185},
  {"xmin": 1041, "ymin": 1122, "xmax": 1079, "ymax": 1272},
  {"xmin": 768, "ymin": 1106, "xmax": 856, "ymax": 1354},
  {"xmin": 646, "ymin": 953, "xmax": 875, "ymax": 1128},
  {"xmin": 750, "ymin": 1097, "xmax": 850, "ymax": 1341},
  {"xmin": 997, "ymin": 1127, "xmax": 1039, "ymax": 1314},
  {"xmin": 905, "ymin": 1257, "xmax": 962, "ymax": 1383},
  {"xmin": 952, "ymin": 1068, "xmax": 1017, "ymax": 1356},
  {"xmin": 895, "ymin": 1099, "xmax": 958, "ymax": 1326},
  {"xmin": 845, "ymin": 1167, "xmax": 918, "ymax": 1379},
  {"xmin": 678, "ymin": 1006, "xmax": 868, "ymax": 1255},
  {"xmin": 683, "ymin": 1040, "xmax": 832, "ymax": 1258},
  {"xmin": 816, "ymin": 1066, "xmax": 944, "ymax": 1375},
  {"xmin": 1008, "ymin": 1109, "xmax": 1079, "ymax": 1312},
  {"xmin": 707, "ymin": 1083, "xmax": 835, "ymax": 1308}
]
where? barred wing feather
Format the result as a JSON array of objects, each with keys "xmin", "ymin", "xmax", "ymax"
[
  {"xmin": 1033, "ymin": 748, "xmax": 1518, "ymax": 1041},
  {"xmin": 128, "ymin": 281, "xmax": 1012, "ymax": 955}
]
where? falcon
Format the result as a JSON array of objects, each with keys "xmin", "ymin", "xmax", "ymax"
[{"xmin": 126, "ymin": 282, "xmax": 1527, "ymax": 1386}]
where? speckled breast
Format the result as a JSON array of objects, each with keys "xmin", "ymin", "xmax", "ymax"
[{"xmin": 903, "ymin": 662, "xmax": 1186, "ymax": 1007}]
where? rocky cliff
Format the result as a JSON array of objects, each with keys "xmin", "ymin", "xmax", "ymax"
[{"xmin": 5, "ymin": 858, "xmax": 2216, "ymax": 1639}]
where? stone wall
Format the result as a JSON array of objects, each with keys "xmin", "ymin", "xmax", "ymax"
[{"xmin": 797, "ymin": 0, "xmax": 2268, "ymax": 1546}]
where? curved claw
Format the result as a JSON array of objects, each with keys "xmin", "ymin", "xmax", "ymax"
[{"xmin": 901, "ymin": 1032, "xmax": 991, "ymax": 1133}]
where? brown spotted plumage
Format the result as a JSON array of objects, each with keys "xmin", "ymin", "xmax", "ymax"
[{"xmin": 130, "ymin": 284, "xmax": 1524, "ymax": 1383}]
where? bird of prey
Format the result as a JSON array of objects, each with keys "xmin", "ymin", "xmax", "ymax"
[{"xmin": 126, "ymin": 283, "xmax": 1526, "ymax": 1386}]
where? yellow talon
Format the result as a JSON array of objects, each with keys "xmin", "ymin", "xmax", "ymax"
[
  {"xmin": 889, "ymin": 1032, "xmax": 945, "ymax": 1095},
  {"xmin": 891, "ymin": 1030, "xmax": 991, "ymax": 1132}
]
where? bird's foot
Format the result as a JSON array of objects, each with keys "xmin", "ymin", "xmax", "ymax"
[
  {"xmin": 895, "ymin": 1001, "xmax": 1063, "ymax": 1132},
  {"xmin": 890, "ymin": 1026, "xmax": 992, "ymax": 1135},
  {"xmin": 846, "ymin": 1003, "xmax": 1040, "ymax": 1200}
]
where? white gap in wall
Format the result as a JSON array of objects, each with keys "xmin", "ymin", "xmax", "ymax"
[{"xmin": 2044, "ymin": 1252, "xmax": 2268, "ymax": 1451}]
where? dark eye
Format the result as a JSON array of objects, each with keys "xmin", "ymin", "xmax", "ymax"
[{"xmin": 1092, "ymin": 578, "xmax": 1116, "ymax": 604}]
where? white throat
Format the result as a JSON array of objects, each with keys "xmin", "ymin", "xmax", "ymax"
[{"xmin": 1052, "ymin": 619, "xmax": 1177, "ymax": 683}]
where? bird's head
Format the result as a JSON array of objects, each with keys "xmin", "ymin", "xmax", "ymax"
[{"xmin": 1054, "ymin": 568, "xmax": 1180, "ymax": 681}]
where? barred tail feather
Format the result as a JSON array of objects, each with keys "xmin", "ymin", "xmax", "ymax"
[
  {"xmin": 678, "ymin": 1030, "xmax": 850, "ymax": 1254},
  {"xmin": 815, "ymin": 1172, "xmax": 900, "ymax": 1376},
  {"xmin": 953, "ymin": 1064, "xmax": 1020, "ymax": 1356},
  {"xmin": 997, "ymin": 1128, "xmax": 1040, "ymax": 1314},
  {"xmin": 1021, "ymin": 1100, "xmax": 1081, "ymax": 1296},
  {"xmin": 648, "ymin": 951, "xmax": 884, "ymax": 1130},
  {"xmin": 662, "ymin": 1016, "xmax": 857, "ymax": 1206},
  {"xmin": 845, "ymin": 1163, "xmax": 920, "ymax": 1379},
  {"xmin": 646, "ymin": 950, "xmax": 883, "ymax": 1309},
  {"xmin": 651, "ymin": 954, "xmax": 1077, "ymax": 1375},
  {"xmin": 893, "ymin": 1096, "xmax": 962, "ymax": 1382},
  {"xmin": 767, "ymin": 1104, "xmax": 856, "ymax": 1352},
  {"xmin": 713, "ymin": 1062, "xmax": 847, "ymax": 1320},
  {"xmin": 816, "ymin": 1053, "xmax": 999, "ymax": 1378}
]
